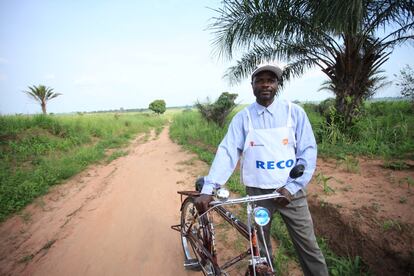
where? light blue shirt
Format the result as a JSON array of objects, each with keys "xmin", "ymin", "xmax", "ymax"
[{"xmin": 201, "ymin": 99, "xmax": 317, "ymax": 195}]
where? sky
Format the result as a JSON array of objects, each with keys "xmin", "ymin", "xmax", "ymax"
[{"xmin": 0, "ymin": 0, "xmax": 413, "ymax": 115}]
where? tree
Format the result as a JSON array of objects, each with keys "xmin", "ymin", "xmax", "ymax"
[
  {"xmin": 149, "ymin": 99, "xmax": 166, "ymax": 115},
  {"xmin": 210, "ymin": 0, "xmax": 414, "ymax": 128},
  {"xmin": 196, "ymin": 92, "xmax": 238, "ymax": 127},
  {"xmin": 395, "ymin": 64, "xmax": 414, "ymax": 103},
  {"xmin": 23, "ymin": 85, "xmax": 62, "ymax": 114}
]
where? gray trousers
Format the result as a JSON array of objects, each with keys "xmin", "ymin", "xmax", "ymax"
[{"xmin": 246, "ymin": 186, "xmax": 329, "ymax": 276}]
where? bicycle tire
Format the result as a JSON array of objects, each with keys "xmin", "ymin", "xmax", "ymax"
[{"xmin": 180, "ymin": 196, "xmax": 218, "ymax": 275}]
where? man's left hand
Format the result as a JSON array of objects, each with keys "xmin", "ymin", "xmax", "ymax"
[{"xmin": 274, "ymin": 187, "xmax": 293, "ymax": 207}]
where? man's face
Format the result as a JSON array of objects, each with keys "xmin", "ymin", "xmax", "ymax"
[{"xmin": 251, "ymin": 71, "xmax": 278, "ymax": 106}]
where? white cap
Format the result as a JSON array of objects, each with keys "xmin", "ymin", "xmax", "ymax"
[{"xmin": 251, "ymin": 64, "xmax": 283, "ymax": 80}]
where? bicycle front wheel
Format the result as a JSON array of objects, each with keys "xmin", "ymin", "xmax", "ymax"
[
  {"xmin": 245, "ymin": 264, "xmax": 274, "ymax": 276},
  {"xmin": 180, "ymin": 196, "xmax": 218, "ymax": 275}
]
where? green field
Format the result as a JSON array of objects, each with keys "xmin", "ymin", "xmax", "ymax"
[{"xmin": 0, "ymin": 113, "xmax": 166, "ymax": 221}]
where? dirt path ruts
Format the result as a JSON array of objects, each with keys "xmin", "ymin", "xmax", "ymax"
[{"xmin": 0, "ymin": 127, "xmax": 205, "ymax": 276}]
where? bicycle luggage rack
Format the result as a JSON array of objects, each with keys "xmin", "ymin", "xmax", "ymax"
[{"xmin": 177, "ymin": 190, "xmax": 200, "ymax": 203}]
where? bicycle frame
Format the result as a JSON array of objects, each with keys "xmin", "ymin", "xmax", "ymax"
[{"xmin": 172, "ymin": 190, "xmax": 285, "ymax": 276}]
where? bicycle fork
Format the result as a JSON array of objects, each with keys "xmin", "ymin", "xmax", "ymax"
[{"xmin": 247, "ymin": 203, "xmax": 274, "ymax": 276}]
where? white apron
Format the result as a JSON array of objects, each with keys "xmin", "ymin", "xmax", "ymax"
[{"xmin": 241, "ymin": 102, "xmax": 297, "ymax": 189}]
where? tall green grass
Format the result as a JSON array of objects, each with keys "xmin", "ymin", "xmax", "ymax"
[
  {"xmin": 304, "ymin": 101, "xmax": 414, "ymax": 159},
  {"xmin": 0, "ymin": 113, "xmax": 165, "ymax": 221},
  {"xmin": 169, "ymin": 110, "xmax": 228, "ymax": 164}
]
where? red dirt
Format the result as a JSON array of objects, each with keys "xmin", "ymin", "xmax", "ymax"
[
  {"xmin": 308, "ymin": 157, "xmax": 414, "ymax": 275},
  {"xmin": 0, "ymin": 127, "xmax": 413, "ymax": 275}
]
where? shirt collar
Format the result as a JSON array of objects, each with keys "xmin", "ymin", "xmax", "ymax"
[{"xmin": 254, "ymin": 100, "xmax": 277, "ymax": 116}]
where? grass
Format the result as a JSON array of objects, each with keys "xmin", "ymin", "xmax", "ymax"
[
  {"xmin": 382, "ymin": 160, "xmax": 411, "ymax": 170},
  {"xmin": 0, "ymin": 112, "xmax": 166, "ymax": 221},
  {"xmin": 316, "ymin": 173, "xmax": 335, "ymax": 194},
  {"xmin": 382, "ymin": 219, "xmax": 402, "ymax": 231},
  {"xmin": 399, "ymin": 176, "xmax": 414, "ymax": 188},
  {"xmin": 304, "ymin": 100, "xmax": 414, "ymax": 159},
  {"xmin": 337, "ymin": 155, "xmax": 360, "ymax": 174},
  {"xmin": 106, "ymin": 150, "xmax": 128, "ymax": 163},
  {"xmin": 318, "ymin": 238, "xmax": 368, "ymax": 276}
]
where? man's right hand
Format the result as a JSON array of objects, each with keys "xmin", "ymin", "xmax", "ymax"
[{"xmin": 194, "ymin": 194, "xmax": 214, "ymax": 213}]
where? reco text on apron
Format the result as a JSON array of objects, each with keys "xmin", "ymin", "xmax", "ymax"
[{"xmin": 241, "ymin": 102, "xmax": 297, "ymax": 189}]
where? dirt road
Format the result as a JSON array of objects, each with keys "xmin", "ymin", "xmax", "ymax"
[{"xmin": 0, "ymin": 127, "xmax": 206, "ymax": 276}]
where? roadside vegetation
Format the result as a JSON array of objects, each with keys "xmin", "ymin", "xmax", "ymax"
[
  {"xmin": 304, "ymin": 100, "xmax": 414, "ymax": 160},
  {"xmin": 0, "ymin": 113, "xmax": 166, "ymax": 221},
  {"xmin": 169, "ymin": 99, "xmax": 414, "ymax": 275}
]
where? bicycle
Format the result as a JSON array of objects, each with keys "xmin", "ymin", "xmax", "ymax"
[{"xmin": 171, "ymin": 165, "xmax": 304, "ymax": 276}]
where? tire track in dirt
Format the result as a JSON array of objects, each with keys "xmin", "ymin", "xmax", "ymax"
[{"xmin": 0, "ymin": 127, "xmax": 206, "ymax": 276}]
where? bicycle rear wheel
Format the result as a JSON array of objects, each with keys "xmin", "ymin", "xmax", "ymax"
[{"xmin": 180, "ymin": 196, "xmax": 218, "ymax": 275}]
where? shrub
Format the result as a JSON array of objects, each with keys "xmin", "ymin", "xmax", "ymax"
[
  {"xmin": 318, "ymin": 98, "xmax": 336, "ymax": 118},
  {"xmin": 149, "ymin": 99, "xmax": 166, "ymax": 115},
  {"xmin": 195, "ymin": 92, "xmax": 238, "ymax": 127}
]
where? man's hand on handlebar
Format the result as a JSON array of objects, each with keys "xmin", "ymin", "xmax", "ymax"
[
  {"xmin": 195, "ymin": 194, "xmax": 214, "ymax": 213},
  {"xmin": 273, "ymin": 187, "xmax": 293, "ymax": 207}
]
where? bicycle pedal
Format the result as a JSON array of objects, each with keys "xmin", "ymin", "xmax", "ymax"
[{"xmin": 184, "ymin": 259, "xmax": 201, "ymax": 271}]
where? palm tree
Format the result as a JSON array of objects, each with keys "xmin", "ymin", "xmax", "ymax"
[
  {"xmin": 23, "ymin": 85, "xmax": 62, "ymax": 114},
  {"xmin": 210, "ymin": 0, "xmax": 414, "ymax": 128}
]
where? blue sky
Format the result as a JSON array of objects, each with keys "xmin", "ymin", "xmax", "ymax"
[{"xmin": 0, "ymin": 0, "xmax": 412, "ymax": 115}]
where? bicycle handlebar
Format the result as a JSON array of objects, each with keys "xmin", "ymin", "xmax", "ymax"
[
  {"xmin": 210, "ymin": 192, "xmax": 284, "ymax": 206},
  {"xmin": 199, "ymin": 192, "xmax": 285, "ymax": 218}
]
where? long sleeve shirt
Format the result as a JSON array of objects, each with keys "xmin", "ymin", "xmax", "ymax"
[{"xmin": 201, "ymin": 99, "xmax": 317, "ymax": 195}]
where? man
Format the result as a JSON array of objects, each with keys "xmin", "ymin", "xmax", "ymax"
[{"xmin": 195, "ymin": 64, "xmax": 329, "ymax": 276}]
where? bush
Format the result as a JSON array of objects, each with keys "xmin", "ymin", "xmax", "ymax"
[
  {"xmin": 318, "ymin": 98, "xmax": 336, "ymax": 118},
  {"xmin": 195, "ymin": 92, "xmax": 238, "ymax": 127},
  {"xmin": 149, "ymin": 99, "xmax": 166, "ymax": 115}
]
